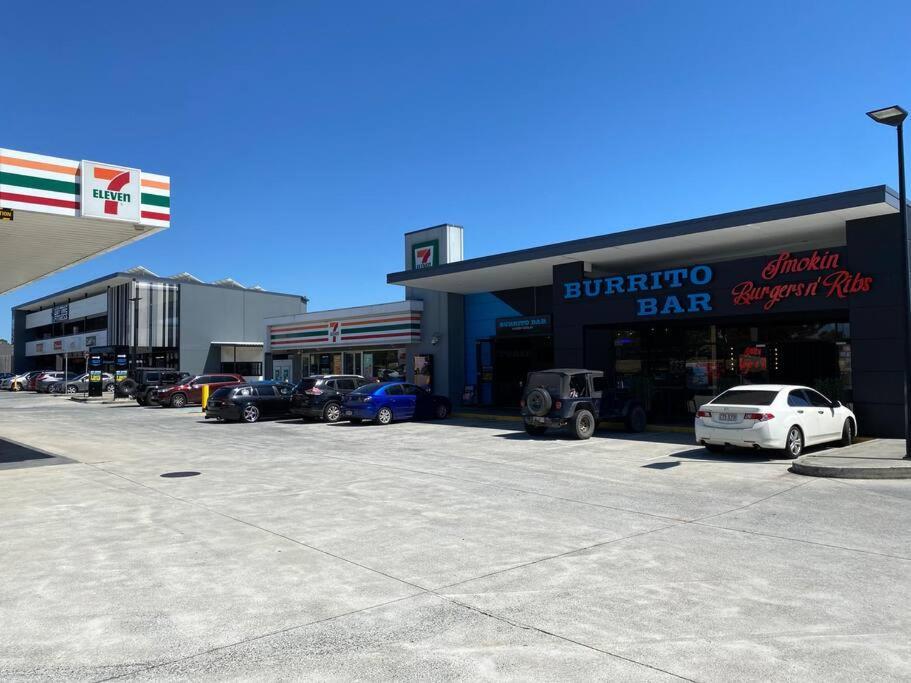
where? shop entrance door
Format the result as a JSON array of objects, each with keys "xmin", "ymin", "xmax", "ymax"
[
  {"xmin": 273, "ymin": 359, "xmax": 292, "ymax": 383},
  {"xmin": 343, "ymin": 352, "xmax": 362, "ymax": 376},
  {"xmin": 492, "ymin": 335, "xmax": 553, "ymax": 407}
]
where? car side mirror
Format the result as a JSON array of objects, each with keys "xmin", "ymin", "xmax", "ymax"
[{"xmin": 831, "ymin": 400, "xmax": 842, "ymax": 408}]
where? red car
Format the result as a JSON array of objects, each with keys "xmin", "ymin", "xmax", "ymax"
[
  {"xmin": 28, "ymin": 371, "xmax": 55, "ymax": 391},
  {"xmin": 154, "ymin": 374, "xmax": 245, "ymax": 408}
]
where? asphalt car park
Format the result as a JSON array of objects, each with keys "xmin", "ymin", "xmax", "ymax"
[{"xmin": 0, "ymin": 391, "xmax": 910, "ymax": 681}]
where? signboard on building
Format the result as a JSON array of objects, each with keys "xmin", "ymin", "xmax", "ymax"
[
  {"xmin": 412, "ymin": 239, "xmax": 439, "ymax": 270},
  {"xmin": 496, "ymin": 314, "xmax": 552, "ymax": 336},
  {"xmin": 559, "ymin": 248, "xmax": 874, "ymax": 322},
  {"xmin": 52, "ymin": 303, "xmax": 69, "ymax": 322},
  {"xmin": 80, "ymin": 160, "xmax": 142, "ymax": 223},
  {"xmin": 0, "ymin": 207, "xmax": 13, "ymax": 221}
]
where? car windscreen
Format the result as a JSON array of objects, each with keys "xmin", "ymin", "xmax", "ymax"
[
  {"xmin": 709, "ymin": 389, "xmax": 779, "ymax": 406},
  {"xmin": 295, "ymin": 378, "xmax": 318, "ymax": 391},
  {"xmin": 526, "ymin": 372, "xmax": 563, "ymax": 394},
  {"xmin": 352, "ymin": 382, "xmax": 383, "ymax": 395},
  {"xmin": 211, "ymin": 386, "xmax": 235, "ymax": 398}
]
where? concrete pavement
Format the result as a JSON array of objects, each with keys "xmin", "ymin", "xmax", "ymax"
[{"xmin": 0, "ymin": 391, "xmax": 909, "ymax": 681}]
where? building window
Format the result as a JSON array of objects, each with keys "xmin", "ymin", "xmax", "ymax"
[{"xmin": 222, "ymin": 361, "xmax": 263, "ymax": 377}]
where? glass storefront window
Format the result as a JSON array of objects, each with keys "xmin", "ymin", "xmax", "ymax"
[
  {"xmin": 590, "ymin": 319, "xmax": 851, "ymax": 423},
  {"xmin": 369, "ymin": 349, "xmax": 405, "ymax": 381},
  {"xmin": 303, "ymin": 349, "xmax": 406, "ymax": 381}
]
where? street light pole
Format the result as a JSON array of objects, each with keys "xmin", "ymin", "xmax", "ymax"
[
  {"xmin": 867, "ymin": 105, "xmax": 909, "ymax": 458},
  {"xmin": 128, "ymin": 280, "xmax": 142, "ymax": 379}
]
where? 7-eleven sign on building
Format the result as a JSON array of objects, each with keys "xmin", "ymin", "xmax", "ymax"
[
  {"xmin": 412, "ymin": 239, "xmax": 439, "ymax": 270},
  {"xmin": 80, "ymin": 160, "xmax": 142, "ymax": 223}
]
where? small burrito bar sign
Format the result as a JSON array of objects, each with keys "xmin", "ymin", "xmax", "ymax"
[{"xmin": 559, "ymin": 248, "xmax": 873, "ymax": 321}]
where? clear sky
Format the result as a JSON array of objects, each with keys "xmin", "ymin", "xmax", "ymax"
[{"xmin": 2, "ymin": 0, "xmax": 909, "ymax": 341}]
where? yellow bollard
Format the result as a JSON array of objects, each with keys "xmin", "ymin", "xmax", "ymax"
[{"xmin": 201, "ymin": 383, "xmax": 210, "ymax": 413}]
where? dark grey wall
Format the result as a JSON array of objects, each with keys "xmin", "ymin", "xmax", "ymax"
[
  {"xmin": 179, "ymin": 285, "xmax": 306, "ymax": 375},
  {"xmin": 404, "ymin": 288, "xmax": 464, "ymax": 400},
  {"xmin": 11, "ymin": 310, "xmax": 29, "ymax": 371},
  {"xmin": 846, "ymin": 214, "xmax": 906, "ymax": 437}
]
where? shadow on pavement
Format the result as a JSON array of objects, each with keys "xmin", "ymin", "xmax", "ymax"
[{"xmin": 0, "ymin": 437, "xmax": 74, "ymax": 470}]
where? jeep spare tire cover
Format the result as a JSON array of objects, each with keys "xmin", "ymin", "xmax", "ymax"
[
  {"xmin": 117, "ymin": 378, "xmax": 137, "ymax": 396},
  {"xmin": 526, "ymin": 388, "xmax": 552, "ymax": 416}
]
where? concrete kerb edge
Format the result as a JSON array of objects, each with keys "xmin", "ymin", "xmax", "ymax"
[{"xmin": 789, "ymin": 460, "xmax": 911, "ymax": 479}]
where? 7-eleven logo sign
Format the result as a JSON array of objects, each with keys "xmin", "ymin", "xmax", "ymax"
[
  {"xmin": 80, "ymin": 160, "xmax": 141, "ymax": 222},
  {"xmin": 328, "ymin": 321, "xmax": 341, "ymax": 343},
  {"xmin": 413, "ymin": 240, "xmax": 438, "ymax": 270}
]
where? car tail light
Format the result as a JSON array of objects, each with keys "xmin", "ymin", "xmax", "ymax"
[
  {"xmin": 305, "ymin": 387, "xmax": 323, "ymax": 395},
  {"xmin": 696, "ymin": 410, "xmax": 711, "ymax": 418},
  {"xmin": 744, "ymin": 412, "xmax": 775, "ymax": 421},
  {"xmin": 554, "ymin": 400, "xmax": 562, "ymax": 410}
]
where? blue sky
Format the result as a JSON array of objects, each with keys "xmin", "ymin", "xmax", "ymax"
[{"xmin": 2, "ymin": 0, "xmax": 909, "ymax": 341}]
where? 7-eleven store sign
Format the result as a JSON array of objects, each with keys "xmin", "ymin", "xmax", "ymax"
[
  {"xmin": 328, "ymin": 321, "xmax": 341, "ymax": 343},
  {"xmin": 80, "ymin": 160, "xmax": 142, "ymax": 222}
]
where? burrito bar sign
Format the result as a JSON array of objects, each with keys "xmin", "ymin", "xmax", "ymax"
[{"xmin": 559, "ymin": 248, "xmax": 874, "ymax": 321}]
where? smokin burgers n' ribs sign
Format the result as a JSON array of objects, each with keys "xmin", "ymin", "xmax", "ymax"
[{"xmin": 731, "ymin": 250, "xmax": 873, "ymax": 311}]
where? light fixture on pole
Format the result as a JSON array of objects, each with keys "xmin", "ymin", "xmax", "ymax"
[{"xmin": 867, "ymin": 104, "xmax": 909, "ymax": 458}]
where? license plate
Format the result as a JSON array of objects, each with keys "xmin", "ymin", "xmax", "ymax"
[{"xmin": 718, "ymin": 412, "xmax": 738, "ymax": 422}]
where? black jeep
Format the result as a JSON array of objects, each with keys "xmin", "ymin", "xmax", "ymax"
[
  {"xmin": 520, "ymin": 369, "xmax": 647, "ymax": 440},
  {"xmin": 115, "ymin": 368, "xmax": 190, "ymax": 405}
]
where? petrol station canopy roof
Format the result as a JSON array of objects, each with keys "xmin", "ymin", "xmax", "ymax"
[
  {"xmin": 387, "ymin": 186, "xmax": 901, "ymax": 294},
  {"xmin": 0, "ymin": 148, "xmax": 170, "ymax": 295}
]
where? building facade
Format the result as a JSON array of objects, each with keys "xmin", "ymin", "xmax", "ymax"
[
  {"xmin": 264, "ymin": 224, "xmax": 465, "ymax": 398},
  {"xmin": 388, "ymin": 186, "xmax": 908, "ymax": 437},
  {"xmin": 12, "ymin": 268, "xmax": 307, "ymax": 378}
]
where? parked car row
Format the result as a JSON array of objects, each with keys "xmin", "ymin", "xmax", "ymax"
[
  {"xmin": 8, "ymin": 364, "xmax": 852, "ymax": 456},
  {"xmin": 99, "ymin": 368, "xmax": 452, "ymax": 426},
  {"xmin": 1, "ymin": 370, "xmax": 117, "ymax": 394},
  {"xmin": 204, "ymin": 375, "xmax": 451, "ymax": 425}
]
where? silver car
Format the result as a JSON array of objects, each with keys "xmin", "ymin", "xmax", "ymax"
[
  {"xmin": 53, "ymin": 373, "xmax": 115, "ymax": 394},
  {"xmin": 36, "ymin": 372, "xmax": 79, "ymax": 393}
]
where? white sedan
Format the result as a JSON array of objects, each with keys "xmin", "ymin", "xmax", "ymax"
[{"xmin": 694, "ymin": 384, "xmax": 856, "ymax": 458}]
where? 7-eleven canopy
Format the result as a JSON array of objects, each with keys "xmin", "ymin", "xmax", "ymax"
[{"xmin": 0, "ymin": 148, "xmax": 170, "ymax": 295}]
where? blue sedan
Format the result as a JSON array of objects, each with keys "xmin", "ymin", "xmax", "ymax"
[{"xmin": 341, "ymin": 381, "xmax": 451, "ymax": 424}]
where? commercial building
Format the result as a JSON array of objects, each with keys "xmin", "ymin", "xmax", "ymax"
[
  {"xmin": 0, "ymin": 340, "xmax": 11, "ymax": 373},
  {"xmin": 12, "ymin": 268, "xmax": 307, "ymax": 378},
  {"xmin": 264, "ymin": 225, "xmax": 465, "ymax": 398},
  {"xmin": 0, "ymin": 148, "xmax": 170, "ymax": 294},
  {"xmin": 388, "ymin": 186, "xmax": 908, "ymax": 437}
]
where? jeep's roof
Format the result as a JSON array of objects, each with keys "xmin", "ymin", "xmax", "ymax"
[{"xmin": 531, "ymin": 368, "xmax": 603, "ymax": 376}]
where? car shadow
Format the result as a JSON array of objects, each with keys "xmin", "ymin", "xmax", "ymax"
[{"xmin": 493, "ymin": 428, "xmax": 696, "ymax": 446}]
